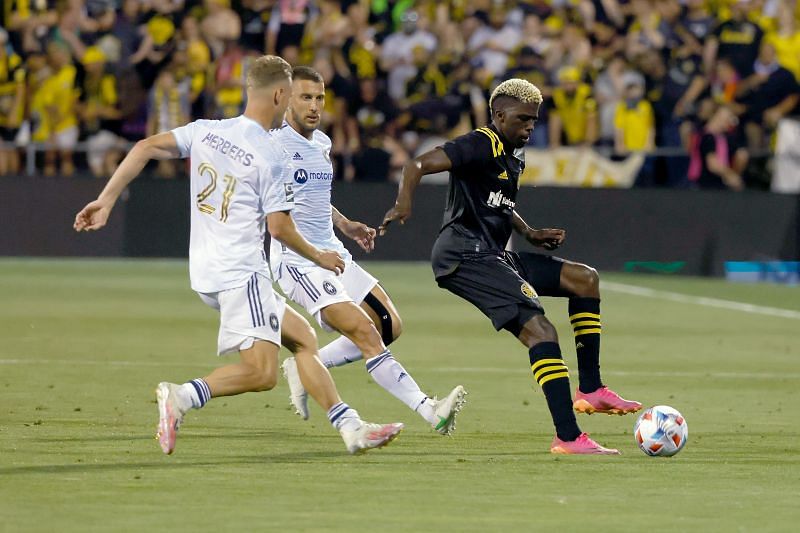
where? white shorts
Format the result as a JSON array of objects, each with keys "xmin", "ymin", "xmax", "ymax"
[
  {"xmin": 276, "ymin": 260, "xmax": 378, "ymax": 332},
  {"xmin": 198, "ymin": 273, "xmax": 285, "ymax": 355},
  {"xmin": 86, "ymin": 130, "xmax": 123, "ymax": 169},
  {"xmin": 53, "ymin": 126, "xmax": 79, "ymax": 150}
]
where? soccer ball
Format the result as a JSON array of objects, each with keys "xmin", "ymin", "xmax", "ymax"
[{"xmin": 634, "ymin": 405, "xmax": 688, "ymax": 457}]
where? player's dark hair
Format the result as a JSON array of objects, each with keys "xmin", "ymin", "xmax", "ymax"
[{"xmin": 292, "ymin": 66, "xmax": 324, "ymax": 84}]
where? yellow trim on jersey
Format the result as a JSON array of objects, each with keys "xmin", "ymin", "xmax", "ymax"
[
  {"xmin": 539, "ymin": 371, "xmax": 570, "ymax": 386},
  {"xmin": 476, "ymin": 127, "xmax": 505, "ymax": 157},
  {"xmin": 534, "ymin": 364, "xmax": 569, "ymax": 382},
  {"xmin": 569, "ymin": 312, "xmax": 601, "ymax": 321},
  {"xmin": 483, "ymin": 128, "xmax": 504, "ymax": 154},
  {"xmin": 574, "ymin": 328, "xmax": 602, "ymax": 336}
]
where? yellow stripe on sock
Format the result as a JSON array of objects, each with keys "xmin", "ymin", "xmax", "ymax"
[
  {"xmin": 539, "ymin": 371, "xmax": 570, "ymax": 386},
  {"xmin": 569, "ymin": 312, "xmax": 600, "ymax": 322},
  {"xmin": 574, "ymin": 328, "xmax": 602, "ymax": 336},
  {"xmin": 531, "ymin": 358, "xmax": 565, "ymax": 374},
  {"xmin": 571, "ymin": 320, "xmax": 601, "ymax": 328},
  {"xmin": 534, "ymin": 365, "xmax": 569, "ymax": 382}
]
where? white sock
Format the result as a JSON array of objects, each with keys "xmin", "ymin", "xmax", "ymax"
[
  {"xmin": 327, "ymin": 401, "xmax": 362, "ymax": 432},
  {"xmin": 415, "ymin": 397, "xmax": 437, "ymax": 424},
  {"xmin": 178, "ymin": 379, "xmax": 211, "ymax": 411},
  {"xmin": 319, "ymin": 335, "xmax": 363, "ymax": 368},
  {"xmin": 365, "ymin": 349, "xmax": 434, "ymax": 423}
]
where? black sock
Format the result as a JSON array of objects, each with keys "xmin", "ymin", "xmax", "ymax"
[
  {"xmin": 569, "ymin": 297, "xmax": 603, "ymax": 393},
  {"xmin": 529, "ymin": 342, "xmax": 581, "ymax": 442}
]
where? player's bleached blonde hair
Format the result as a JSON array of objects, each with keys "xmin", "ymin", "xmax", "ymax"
[
  {"xmin": 489, "ymin": 78, "xmax": 543, "ymax": 111},
  {"xmin": 247, "ymin": 55, "xmax": 292, "ymax": 90}
]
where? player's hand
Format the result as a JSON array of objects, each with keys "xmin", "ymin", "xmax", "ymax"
[
  {"xmin": 378, "ymin": 203, "xmax": 411, "ymax": 236},
  {"xmin": 315, "ymin": 249, "xmax": 346, "ymax": 275},
  {"xmin": 527, "ymin": 228, "xmax": 565, "ymax": 250},
  {"xmin": 340, "ymin": 220, "xmax": 376, "ymax": 253},
  {"xmin": 74, "ymin": 200, "xmax": 112, "ymax": 232}
]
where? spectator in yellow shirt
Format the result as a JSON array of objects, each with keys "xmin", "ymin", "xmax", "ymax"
[
  {"xmin": 0, "ymin": 29, "xmax": 25, "ymax": 175},
  {"xmin": 549, "ymin": 66, "xmax": 598, "ymax": 147},
  {"xmin": 42, "ymin": 42, "xmax": 78, "ymax": 176},
  {"xmin": 614, "ymin": 73, "xmax": 655, "ymax": 185},
  {"xmin": 614, "ymin": 74, "xmax": 655, "ymax": 154}
]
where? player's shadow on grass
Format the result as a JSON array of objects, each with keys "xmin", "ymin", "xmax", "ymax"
[
  {"xmin": 30, "ymin": 431, "xmax": 287, "ymax": 443},
  {"xmin": 0, "ymin": 451, "xmax": 349, "ymax": 476}
]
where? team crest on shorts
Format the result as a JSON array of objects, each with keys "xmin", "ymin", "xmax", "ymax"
[
  {"xmin": 323, "ymin": 281, "xmax": 337, "ymax": 295},
  {"xmin": 269, "ymin": 313, "xmax": 279, "ymax": 332},
  {"xmin": 521, "ymin": 282, "xmax": 537, "ymax": 299}
]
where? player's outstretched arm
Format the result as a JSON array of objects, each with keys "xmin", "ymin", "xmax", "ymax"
[
  {"xmin": 379, "ymin": 148, "xmax": 452, "ymax": 235},
  {"xmin": 512, "ymin": 210, "xmax": 566, "ymax": 251},
  {"xmin": 74, "ymin": 132, "xmax": 182, "ymax": 232},
  {"xmin": 268, "ymin": 210, "xmax": 345, "ymax": 274},
  {"xmin": 331, "ymin": 205, "xmax": 376, "ymax": 253}
]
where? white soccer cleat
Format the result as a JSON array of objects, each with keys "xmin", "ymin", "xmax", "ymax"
[
  {"xmin": 432, "ymin": 385, "xmax": 468, "ymax": 436},
  {"xmin": 156, "ymin": 382, "xmax": 185, "ymax": 455},
  {"xmin": 340, "ymin": 422, "xmax": 404, "ymax": 455},
  {"xmin": 281, "ymin": 357, "xmax": 309, "ymax": 420}
]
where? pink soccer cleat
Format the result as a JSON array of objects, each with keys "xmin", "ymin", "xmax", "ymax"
[
  {"xmin": 155, "ymin": 382, "xmax": 185, "ymax": 455},
  {"xmin": 550, "ymin": 433, "xmax": 620, "ymax": 455},
  {"xmin": 340, "ymin": 422, "xmax": 404, "ymax": 455},
  {"xmin": 573, "ymin": 386, "xmax": 643, "ymax": 416}
]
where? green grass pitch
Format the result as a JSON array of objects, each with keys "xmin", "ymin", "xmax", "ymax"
[{"xmin": 1, "ymin": 259, "xmax": 798, "ymax": 532}]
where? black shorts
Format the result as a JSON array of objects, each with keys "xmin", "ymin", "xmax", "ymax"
[
  {"xmin": 0, "ymin": 127, "xmax": 17, "ymax": 142},
  {"xmin": 436, "ymin": 251, "xmax": 564, "ymax": 336}
]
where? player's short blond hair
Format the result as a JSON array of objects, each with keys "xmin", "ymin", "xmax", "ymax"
[
  {"xmin": 489, "ymin": 79, "xmax": 543, "ymax": 111},
  {"xmin": 247, "ymin": 55, "xmax": 292, "ymax": 90}
]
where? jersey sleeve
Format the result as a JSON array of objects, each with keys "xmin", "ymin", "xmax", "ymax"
[
  {"xmin": 170, "ymin": 121, "xmax": 197, "ymax": 159},
  {"xmin": 441, "ymin": 130, "xmax": 494, "ymax": 170},
  {"xmin": 260, "ymin": 147, "xmax": 295, "ymax": 214}
]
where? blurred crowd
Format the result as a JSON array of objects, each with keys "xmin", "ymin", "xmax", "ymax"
[{"xmin": 0, "ymin": 0, "xmax": 799, "ymax": 189}]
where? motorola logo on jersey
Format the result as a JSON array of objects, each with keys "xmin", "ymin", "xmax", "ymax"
[
  {"xmin": 487, "ymin": 190, "xmax": 515, "ymax": 209},
  {"xmin": 294, "ymin": 168, "xmax": 334, "ymax": 184},
  {"xmin": 294, "ymin": 169, "xmax": 309, "ymax": 184}
]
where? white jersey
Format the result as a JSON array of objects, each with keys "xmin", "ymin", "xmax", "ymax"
[
  {"xmin": 171, "ymin": 116, "xmax": 294, "ymax": 293},
  {"xmin": 269, "ymin": 124, "xmax": 349, "ymax": 272}
]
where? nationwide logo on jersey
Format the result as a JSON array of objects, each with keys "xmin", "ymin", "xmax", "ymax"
[
  {"xmin": 294, "ymin": 168, "xmax": 308, "ymax": 184},
  {"xmin": 323, "ymin": 281, "xmax": 337, "ymax": 295},
  {"xmin": 521, "ymin": 282, "xmax": 537, "ymax": 299},
  {"xmin": 292, "ymin": 152, "xmax": 303, "ymax": 161},
  {"xmin": 487, "ymin": 190, "xmax": 515, "ymax": 209},
  {"xmin": 269, "ymin": 313, "xmax": 279, "ymax": 332},
  {"xmin": 498, "ymin": 171, "xmax": 508, "ymax": 180}
]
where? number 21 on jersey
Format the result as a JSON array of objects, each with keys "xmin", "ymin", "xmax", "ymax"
[{"xmin": 196, "ymin": 162, "xmax": 237, "ymax": 223}]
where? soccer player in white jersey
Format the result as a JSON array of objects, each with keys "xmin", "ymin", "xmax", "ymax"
[
  {"xmin": 273, "ymin": 66, "xmax": 466, "ymax": 435},
  {"xmin": 73, "ymin": 55, "xmax": 403, "ymax": 455}
]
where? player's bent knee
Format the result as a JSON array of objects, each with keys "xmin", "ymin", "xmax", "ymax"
[
  {"xmin": 564, "ymin": 263, "xmax": 600, "ymax": 295},
  {"xmin": 294, "ymin": 323, "xmax": 318, "ymax": 354},
  {"xmin": 349, "ymin": 319, "xmax": 384, "ymax": 353},
  {"xmin": 519, "ymin": 315, "xmax": 559, "ymax": 347},
  {"xmin": 252, "ymin": 368, "xmax": 278, "ymax": 391},
  {"xmin": 582, "ymin": 265, "xmax": 600, "ymax": 290}
]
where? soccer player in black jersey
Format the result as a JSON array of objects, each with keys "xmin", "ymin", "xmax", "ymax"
[{"xmin": 380, "ymin": 78, "xmax": 641, "ymax": 454}]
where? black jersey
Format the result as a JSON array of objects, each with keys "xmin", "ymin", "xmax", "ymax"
[{"xmin": 432, "ymin": 125, "xmax": 525, "ymax": 278}]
